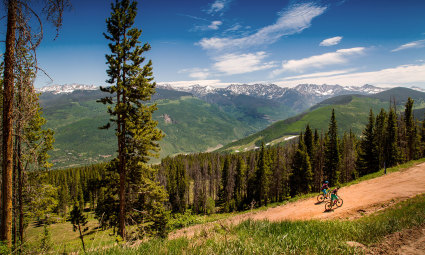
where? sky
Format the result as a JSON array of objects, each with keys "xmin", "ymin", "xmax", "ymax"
[{"xmin": 2, "ymin": 0, "xmax": 425, "ymax": 89}]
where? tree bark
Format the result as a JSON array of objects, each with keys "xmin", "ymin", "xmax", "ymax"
[
  {"xmin": 1, "ymin": 0, "xmax": 17, "ymax": 248},
  {"xmin": 78, "ymin": 224, "xmax": 86, "ymax": 253},
  {"xmin": 117, "ymin": 71, "xmax": 126, "ymax": 240}
]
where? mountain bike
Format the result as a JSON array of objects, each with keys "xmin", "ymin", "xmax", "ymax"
[
  {"xmin": 325, "ymin": 196, "xmax": 343, "ymax": 211},
  {"xmin": 316, "ymin": 189, "xmax": 330, "ymax": 203}
]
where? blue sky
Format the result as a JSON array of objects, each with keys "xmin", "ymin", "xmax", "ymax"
[{"xmin": 5, "ymin": 0, "xmax": 424, "ymax": 88}]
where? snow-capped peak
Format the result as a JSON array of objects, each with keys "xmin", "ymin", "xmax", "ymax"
[{"xmin": 36, "ymin": 84, "xmax": 99, "ymax": 94}]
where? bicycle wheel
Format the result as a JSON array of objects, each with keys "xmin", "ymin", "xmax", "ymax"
[
  {"xmin": 336, "ymin": 198, "xmax": 343, "ymax": 207},
  {"xmin": 325, "ymin": 201, "xmax": 333, "ymax": 211},
  {"xmin": 317, "ymin": 194, "xmax": 325, "ymax": 203}
]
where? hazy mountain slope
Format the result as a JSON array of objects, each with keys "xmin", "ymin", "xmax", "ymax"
[
  {"xmin": 218, "ymin": 96, "xmax": 387, "ymax": 152},
  {"xmin": 218, "ymin": 87, "xmax": 425, "ymax": 153},
  {"xmin": 40, "ymin": 91, "xmax": 276, "ymax": 168}
]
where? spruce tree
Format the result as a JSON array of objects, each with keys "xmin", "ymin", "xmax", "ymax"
[
  {"xmin": 98, "ymin": 0, "xmax": 165, "ymax": 239},
  {"xmin": 219, "ymin": 155, "xmax": 234, "ymax": 212},
  {"xmin": 404, "ymin": 97, "xmax": 416, "ymax": 160},
  {"xmin": 324, "ymin": 109, "xmax": 340, "ymax": 186},
  {"xmin": 234, "ymin": 156, "xmax": 247, "ymax": 210},
  {"xmin": 386, "ymin": 107, "xmax": 400, "ymax": 167},
  {"xmin": 69, "ymin": 205, "xmax": 88, "ymax": 252},
  {"xmin": 304, "ymin": 124, "xmax": 314, "ymax": 159},
  {"xmin": 255, "ymin": 143, "xmax": 271, "ymax": 206},
  {"xmin": 357, "ymin": 109, "xmax": 379, "ymax": 175},
  {"xmin": 374, "ymin": 109, "xmax": 387, "ymax": 169},
  {"xmin": 290, "ymin": 138, "xmax": 313, "ymax": 196}
]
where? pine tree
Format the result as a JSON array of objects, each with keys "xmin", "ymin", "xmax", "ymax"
[
  {"xmin": 69, "ymin": 205, "xmax": 88, "ymax": 253},
  {"xmin": 357, "ymin": 109, "xmax": 379, "ymax": 175},
  {"xmin": 234, "ymin": 156, "xmax": 247, "ymax": 210},
  {"xmin": 218, "ymin": 155, "xmax": 234, "ymax": 212},
  {"xmin": 324, "ymin": 109, "xmax": 340, "ymax": 186},
  {"xmin": 386, "ymin": 107, "xmax": 400, "ymax": 167},
  {"xmin": 98, "ymin": 0, "xmax": 165, "ymax": 239},
  {"xmin": 404, "ymin": 97, "xmax": 417, "ymax": 160},
  {"xmin": 340, "ymin": 131, "xmax": 357, "ymax": 182},
  {"xmin": 1, "ymin": 0, "xmax": 69, "ymax": 247},
  {"xmin": 374, "ymin": 109, "xmax": 387, "ymax": 169},
  {"xmin": 255, "ymin": 143, "xmax": 271, "ymax": 206},
  {"xmin": 290, "ymin": 138, "xmax": 313, "ymax": 196},
  {"xmin": 304, "ymin": 124, "xmax": 314, "ymax": 160}
]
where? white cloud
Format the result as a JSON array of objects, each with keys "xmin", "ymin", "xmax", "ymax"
[
  {"xmin": 281, "ymin": 69, "xmax": 356, "ymax": 80},
  {"xmin": 208, "ymin": 20, "xmax": 223, "ymax": 30},
  {"xmin": 208, "ymin": 0, "xmax": 231, "ymax": 15},
  {"xmin": 273, "ymin": 47, "xmax": 365, "ymax": 75},
  {"xmin": 179, "ymin": 68, "xmax": 211, "ymax": 79},
  {"xmin": 193, "ymin": 20, "xmax": 223, "ymax": 31},
  {"xmin": 275, "ymin": 63, "xmax": 425, "ymax": 87},
  {"xmin": 392, "ymin": 39, "xmax": 425, "ymax": 52},
  {"xmin": 198, "ymin": 3, "xmax": 327, "ymax": 51},
  {"xmin": 213, "ymin": 52, "xmax": 277, "ymax": 75},
  {"xmin": 319, "ymin": 36, "xmax": 343, "ymax": 46},
  {"xmin": 190, "ymin": 71, "xmax": 210, "ymax": 79}
]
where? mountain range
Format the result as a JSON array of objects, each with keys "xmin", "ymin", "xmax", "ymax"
[{"xmin": 36, "ymin": 83, "xmax": 425, "ymax": 168}]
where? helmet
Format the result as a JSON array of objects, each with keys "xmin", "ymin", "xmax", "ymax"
[{"xmin": 325, "ymin": 181, "xmax": 328, "ymax": 184}]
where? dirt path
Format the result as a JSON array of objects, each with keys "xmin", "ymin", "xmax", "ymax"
[{"xmin": 170, "ymin": 162, "xmax": 425, "ymax": 239}]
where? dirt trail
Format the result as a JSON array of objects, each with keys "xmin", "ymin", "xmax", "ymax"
[{"xmin": 170, "ymin": 162, "xmax": 425, "ymax": 239}]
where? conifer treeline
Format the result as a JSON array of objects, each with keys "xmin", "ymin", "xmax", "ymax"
[{"xmin": 46, "ymin": 97, "xmax": 425, "ymax": 217}]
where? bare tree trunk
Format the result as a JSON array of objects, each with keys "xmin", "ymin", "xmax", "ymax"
[
  {"xmin": 18, "ymin": 139, "xmax": 23, "ymax": 248},
  {"xmin": 1, "ymin": 0, "xmax": 17, "ymax": 248},
  {"xmin": 78, "ymin": 224, "xmax": 86, "ymax": 253},
  {"xmin": 118, "ymin": 37, "xmax": 127, "ymax": 241},
  {"xmin": 117, "ymin": 78, "xmax": 126, "ymax": 240}
]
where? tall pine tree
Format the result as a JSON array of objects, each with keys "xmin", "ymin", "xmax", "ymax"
[
  {"xmin": 404, "ymin": 97, "xmax": 417, "ymax": 160},
  {"xmin": 98, "ymin": 0, "xmax": 165, "ymax": 239},
  {"xmin": 357, "ymin": 109, "xmax": 379, "ymax": 176},
  {"xmin": 255, "ymin": 143, "xmax": 271, "ymax": 206},
  {"xmin": 374, "ymin": 109, "xmax": 387, "ymax": 169},
  {"xmin": 385, "ymin": 106, "xmax": 400, "ymax": 167},
  {"xmin": 304, "ymin": 124, "xmax": 314, "ymax": 160},
  {"xmin": 324, "ymin": 109, "xmax": 340, "ymax": 186},
  {"xmin": 290, "ymin": 137, "xmax": 313, "ymax": 196}
]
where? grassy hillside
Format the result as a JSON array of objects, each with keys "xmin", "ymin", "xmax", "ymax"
[
  {"xmin": 41, "ymin": 92, "xmax": 281, "ymax": 168},
  {"xmin": 219, "ymin": 96, "xmax": 388, "ymax": 152},
  {"xmin": 219, "ymin": 88, "xmax": 425, "ymax": 153}
]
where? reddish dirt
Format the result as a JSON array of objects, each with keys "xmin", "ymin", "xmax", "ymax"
[
  {"xmin": 366, "ymin": 225, "xmax": 425, "ymax": 255},
  {"xmin": 170, "ymin": 162, "xmax": 425, "ymax": 239}
]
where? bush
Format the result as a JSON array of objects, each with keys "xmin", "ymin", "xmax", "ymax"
[
  {"xmin": 0, "ymin": 241, "xmax": 10, "ymax": 255},
  {"xmin": 205, "ymin": 196, "xmax": 215, "ymax": 215}
]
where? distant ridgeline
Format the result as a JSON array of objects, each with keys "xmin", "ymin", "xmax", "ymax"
[{"xmin": 46, "ymin": 93, "xmax": 425, "ymax": 218}]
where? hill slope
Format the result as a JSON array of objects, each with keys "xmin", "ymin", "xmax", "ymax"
[
  {"xmin": 40, "ymin": 89, "xmax": 287, "ymax": 168},
  {"xmin": 219, "ymin": 87, "xmax": 425, "ymax": 152}
]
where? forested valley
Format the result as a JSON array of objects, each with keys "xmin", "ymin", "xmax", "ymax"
[{"xmin": 1, "ymin": 0, "xmax": 425, "ymax": 253}]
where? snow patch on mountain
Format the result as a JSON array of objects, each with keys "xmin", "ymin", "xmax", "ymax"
[
  {"xmin": 159, "ymin": 83, "xmax": 385, "ymax": 99},
  {"xmin": 36, "ymin": 84, "xmax": 99, "ymax": 94}
]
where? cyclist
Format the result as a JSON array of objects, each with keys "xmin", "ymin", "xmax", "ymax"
[
  {"xmin": 331, "ymin": 187, "xmax": 340, "ymax": 205},
  {"xmin": 321, "ymin": 181, "xmax": 329, "ymax": 197}
]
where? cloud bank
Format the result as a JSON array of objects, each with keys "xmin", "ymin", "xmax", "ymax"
[
  {"xmin": 273, "ymin": 47, "xmax": 365, "ymax": 75},
  {"xmin": 198, "ymin": 3, "xmax": 327, "ymax": 51},
  {"xmin": 276, "ymin": 63, "xmax": 425, "ymax": 87},
  {"xmin": 213, "ymin": 52, "xmax": 276, "ymax": 75}
]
